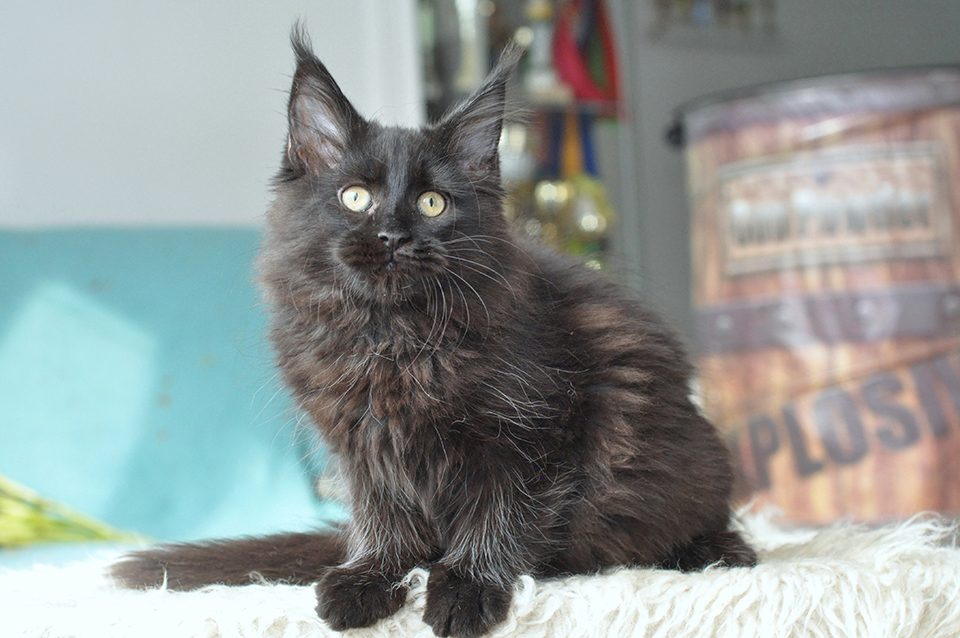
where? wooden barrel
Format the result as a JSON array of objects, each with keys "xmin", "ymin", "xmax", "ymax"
[{"xmin": 676, "ymin": 67, "xmax": 960, "ymax": 524}]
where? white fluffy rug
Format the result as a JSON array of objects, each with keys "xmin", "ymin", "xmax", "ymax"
[{"xmin": 3, "ymin": 515, "xmax": 960, "ymax": 638}]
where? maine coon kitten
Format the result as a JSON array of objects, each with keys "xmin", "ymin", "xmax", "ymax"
[{"xmin": 112, "ymin": 30, "xmax": 756, "ymax": 638}]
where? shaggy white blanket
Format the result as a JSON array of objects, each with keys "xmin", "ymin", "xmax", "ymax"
[{"xmin": 3, "ymin": 515, "xmax": 960, "ymax": 638}]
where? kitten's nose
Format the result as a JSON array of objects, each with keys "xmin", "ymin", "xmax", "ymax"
[{"xmin": 378, "ymin": 231, "xmax": 410, "ymax": 252}]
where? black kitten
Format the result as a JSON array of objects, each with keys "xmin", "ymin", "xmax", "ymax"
[{"xmin": 112, "ymin": 28, "xmax": 755, "ymax": 638}]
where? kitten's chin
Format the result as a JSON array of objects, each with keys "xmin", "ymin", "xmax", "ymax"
[
  {"xmin": 341, "ymin": 261, "xmax": 426, "ymax": 303},
  {"xmin": 332, "ymin": 238, "xmax": 450, "ymax": 304},
  {"xmin": 336, "ymin": 246, "xmax": 445, "ymax": 303}
]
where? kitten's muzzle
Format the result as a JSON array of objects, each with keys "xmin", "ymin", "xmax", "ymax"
[{"xmin": 378, "ymin": 231, "xmax": 411, "ymax": 253}]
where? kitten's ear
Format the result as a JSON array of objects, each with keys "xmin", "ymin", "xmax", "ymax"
[
  {"xmin": 286, "ymin": 27, "xmax": 363, "ymax": 175},
  {"xmin": 438, "ymin": 44, "xmax": 523, "ymax": 178}
]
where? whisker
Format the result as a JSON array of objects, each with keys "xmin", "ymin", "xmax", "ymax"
[
  {"xmin": 446, "ymin": 269, "xmax": 492, "ymax": 335},
  {"xmin": 445, "ymin": 254, "xmax": 517, "ymax": 298},
  {"xmin": 446, "ymin": 274, "xmax": 473, "ymax": 347}
]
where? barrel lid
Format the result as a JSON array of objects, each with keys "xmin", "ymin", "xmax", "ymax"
[{"xmin": 667, "ymin": 65, "xmax": 960, "ymax": 147}]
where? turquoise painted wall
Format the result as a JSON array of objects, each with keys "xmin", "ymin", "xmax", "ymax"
[{"xmin": 0, "ymin": 229, "xmax": 343, "ymax": 542}]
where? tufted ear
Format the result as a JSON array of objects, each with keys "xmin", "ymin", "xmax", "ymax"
[
  {"xmin": 286, "ymin": 27, "xmax": 364, "ymax": 175},
  {"xmin": 436, "ymin": 44, "xmax": 522, "ymax": 179}
]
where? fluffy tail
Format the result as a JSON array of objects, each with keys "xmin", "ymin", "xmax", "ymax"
[{"xmin": 110, "ymin": 528, "xmax": 347, "ymax": 591}]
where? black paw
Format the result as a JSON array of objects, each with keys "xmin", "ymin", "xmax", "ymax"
[
  {"xmin": 315, "ymin": 565, "xmax": 407, "ymax": 631},
  {"xmin": 423, "ymin": 565, "xmax": 511, "ymax": 638}
]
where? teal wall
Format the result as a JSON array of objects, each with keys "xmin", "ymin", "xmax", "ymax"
[{"xmin": 0, "ymin": 229, "xmax": 343, "ymax": 542}]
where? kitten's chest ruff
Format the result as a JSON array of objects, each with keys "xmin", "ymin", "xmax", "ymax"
[
  {"xmin": 291, "ymin": 309, "xmax": 458, "ymax": 499},
  {"xmin": 284, "ymin": 300, "xmax": 460, "ymax": 438}
]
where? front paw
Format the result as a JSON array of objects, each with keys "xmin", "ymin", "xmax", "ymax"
[
  {"xmin": 423, "ymin": 565, "xmax": 512, "ymax": 638},
  {"xmin": 315, "ymin": 565, "xmax": 407, "ymax": 631}
]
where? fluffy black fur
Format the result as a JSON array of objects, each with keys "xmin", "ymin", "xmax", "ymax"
[{"xmin": 111, "ymin": 29, "xmax": 756, "ymax": 638}]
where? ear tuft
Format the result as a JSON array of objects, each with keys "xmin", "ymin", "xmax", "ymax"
[
  {"xmin": 286, "ymin": 24, "xmax": 363, "ymax": 175},
  {"xmin": 438, "ymin": 43, "xmax": 523, "ymax": 179}
]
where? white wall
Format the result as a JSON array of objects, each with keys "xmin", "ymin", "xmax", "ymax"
[
  {"xmin": 0, "ymin": 0, "xmax": 423, "ymax": 228},
  {"xmin": 615, "ymin": 0, "xmax": 960, "ymax": 346}
]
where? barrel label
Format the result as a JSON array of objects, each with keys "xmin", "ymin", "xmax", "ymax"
[
  {"xmin": 737, "ymin": 348, "xmax": 960, "ymax": 491},
  {"xmin": 717, "ymin": 142, "xmax": 953, "ymax": 276}
]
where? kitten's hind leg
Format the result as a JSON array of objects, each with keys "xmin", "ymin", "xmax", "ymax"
[
  {"xmin": 110, "ymin": 529, "xmax": 346, "ymax": 590},
  {"xmin": 656, "ymin": 528, "xmax": 757, "ymax": 572}
]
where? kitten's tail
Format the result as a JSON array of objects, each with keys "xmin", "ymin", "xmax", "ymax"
[{"xmin": 110, "ymin": 528, "xmax": 347, "ymax": 591}]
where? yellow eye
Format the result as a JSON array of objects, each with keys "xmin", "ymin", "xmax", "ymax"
[
  {"xmin": 340, "ymin": 186, "xmax": 373, "ymax": 212},
  {"xmin": 417, "ymin": 191, "xmax": 446, "ymax": 217}
]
